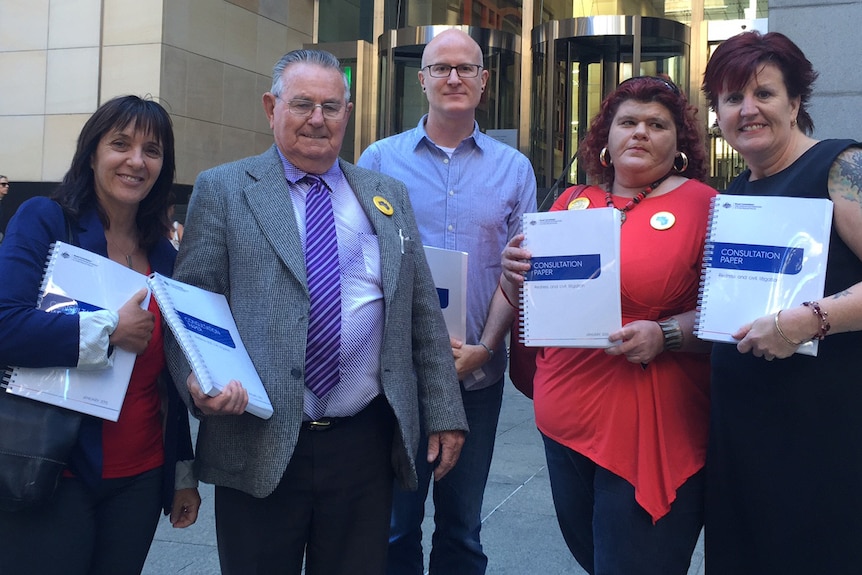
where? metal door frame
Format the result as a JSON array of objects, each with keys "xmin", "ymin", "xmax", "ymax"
[{"xmin": 532, "ymin": 16, "xmax": 690, "ymax": 188}]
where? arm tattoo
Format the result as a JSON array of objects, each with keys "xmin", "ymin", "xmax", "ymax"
[
  {"xmin": 831, "ymin": 288, "xmax": 853, "ymax": 300},
  {"xmin": 831, "ymin": 147, "xmax": 862, "ymax": 210}
]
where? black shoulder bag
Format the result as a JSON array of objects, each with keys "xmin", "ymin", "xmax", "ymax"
[{"xmin": 0, "ymin": 213, "xmax": 84, "ymax": 512}]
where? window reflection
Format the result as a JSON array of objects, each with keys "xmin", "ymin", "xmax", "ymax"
[
  {"xmin": 385, "ymin": 0, "xmax": 522, "ymax": 34},
  {"xmin": 535, "ymin": 0, "xmax": 768, "ymax": 26}
]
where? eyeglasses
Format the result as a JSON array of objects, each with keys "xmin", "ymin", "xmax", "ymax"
[
  {"xmin": 279, "ymin": 98, "xmax": 347, "ymax": 121},
  {"xmin": 0, "ymin": 183, "xmax": 8, "ymax": 188},
  {"xmin": 618, "ymin": 76, "xmax": 681, "ymax": 96},
  {"xmin": 422, "ymin": 64, "xmax": 483, "ymax": 78}
]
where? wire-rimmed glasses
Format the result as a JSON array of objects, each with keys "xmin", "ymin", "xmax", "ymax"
[{"xmin": 279, "ymin": 97, "xmax": 347, "ymax": 121}]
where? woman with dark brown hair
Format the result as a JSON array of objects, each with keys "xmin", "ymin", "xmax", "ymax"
[{"xmin": 0, "ymin": 95, "xmax": 199, "ymax": 574}]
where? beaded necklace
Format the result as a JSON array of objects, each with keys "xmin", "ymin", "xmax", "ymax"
[{"xmin": 605, "ymin": 170, "xmax": 674, "ymax": 224}]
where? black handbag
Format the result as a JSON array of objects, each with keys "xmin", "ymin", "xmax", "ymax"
[
  {"xmin": 0, "ymin": 210, "xmax": 83, "ymax": 512},
  {"xmin": 0, "ymin": 392, "xmax": 82, "ymax": 511}
]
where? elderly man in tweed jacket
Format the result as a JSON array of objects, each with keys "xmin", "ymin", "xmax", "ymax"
[{"xmin": 166, "ymin": 49, "xmax": 467, "ymax": 575}]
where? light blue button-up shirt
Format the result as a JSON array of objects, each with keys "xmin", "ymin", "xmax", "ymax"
[{"xmin": 358, "ymin": 116, "xmax": 537, "ymax": 390}]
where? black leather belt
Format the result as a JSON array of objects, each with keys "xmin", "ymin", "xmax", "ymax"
[{"xmin": 301, "ymin": 396, "xmax": 386, "ymax": 432}]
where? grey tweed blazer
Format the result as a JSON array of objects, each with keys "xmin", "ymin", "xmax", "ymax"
[{"xmin": 166, "ymin": 145, "xmax": 468, "ymax": 498}]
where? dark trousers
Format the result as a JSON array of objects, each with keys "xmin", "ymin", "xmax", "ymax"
[
  {"xmin": 542, "ymin": 433, "xmax": 704, "ymax": 575},
  {"xmin": 216, "ymin": 396, "xmax": 397, "ymax": 575},
  {"xmin": 0, "ymin": 467, "xmax": 163, "ymax": 575}
]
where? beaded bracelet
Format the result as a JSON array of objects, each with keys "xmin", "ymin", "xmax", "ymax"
[
  {"xmin": 802, "ymin": 301, "xmax": 831, "ymax": 340},
  {"xmin": 773, "ymin": 310, "xmax": 803, "ymax": 346},
  {"xmin": 498, "ymin": 278, "xmax": 519, "ymax": 310}
]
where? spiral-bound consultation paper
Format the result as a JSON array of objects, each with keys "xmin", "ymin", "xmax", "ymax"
[
  {"xmin": 147, "ymin": 273, "xmax": 273, "ymax": 419},
  {"xmin": 423, "ymin": 245, "xmax": 468, "ymax": 343},
  {"xmin": 2, "ymin": 242, "xmax": 148, "ymax": 421},
  {"xmin": 694, "ymin": 194, "xmax": 833, "ymax": 356},
  {"xmin": 520, "ymin": 207, "xmax": 622, "ymax": 347}
]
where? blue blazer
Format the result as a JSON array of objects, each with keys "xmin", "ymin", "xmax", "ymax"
[{"xmin": 0, "ymin": 197, "xmax": 194, "ymax": 513}]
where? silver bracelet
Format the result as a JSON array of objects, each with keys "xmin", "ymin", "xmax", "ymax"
[
  {"xmin": 657, "ymin": 317, "xmax": 683, "ymax": 351},
  {"xmin": 478, "ymin": 342, "xmax": 494, "ymax": 359}
]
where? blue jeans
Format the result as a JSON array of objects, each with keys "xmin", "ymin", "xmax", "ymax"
[
  {"xmin": 542, "ymin": 433, "xmax": 704, "ymax": 575},
  {"xmin": 386, "ymin": 378, "xmax": 504, "ymax": 575}
]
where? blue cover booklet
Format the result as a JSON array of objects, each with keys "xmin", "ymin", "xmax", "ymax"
[
  {"xmin": 694, "ymin": 194, "xmax": 833, "ymax": 356},
  {"xmin": 3, "ymin": 241, "xmax": 149, "ymax": 421},
  {"xmin": 519, "ymin": 207, "xmax": 622, "ymax": 348},
  {"xmin": 148, "ymin": 272, "xmax": 273, "ymax": 419}
]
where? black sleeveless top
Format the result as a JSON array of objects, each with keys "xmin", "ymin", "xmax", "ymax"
[{"xmin": 706, "ymin": 139, "xmax": 862, "ymax": 574}]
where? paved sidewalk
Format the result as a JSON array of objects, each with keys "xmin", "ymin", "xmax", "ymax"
[{"xmin": 143, "ymin": 380, "xmax": 704, "ymax": 574}]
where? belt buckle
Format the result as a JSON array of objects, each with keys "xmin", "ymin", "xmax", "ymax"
[{"xmin": 307, "ymin": 419, "xmax": 334, "ymax": 431}]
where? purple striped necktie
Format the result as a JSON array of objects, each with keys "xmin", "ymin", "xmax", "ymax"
[{"xmin": 303, "ymin": 176, "xmax": 341, "ymax": 398}]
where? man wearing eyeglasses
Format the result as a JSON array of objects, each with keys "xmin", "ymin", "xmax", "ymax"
[
  {"xmin": 0, "ymin": 176, "xmax": 9, "ymax": 243},
  {"xmin": 166, "ymin": 49, "xmax": 468, "ymax": 575},
  {"xmin": 359, "ymin": 28, "xmax": 537, "ymax": 575}
]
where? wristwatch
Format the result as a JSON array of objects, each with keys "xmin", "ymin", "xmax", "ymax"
[{"xmin": 657, "ymin": 317, "xmax": 683, "ymax": 351}]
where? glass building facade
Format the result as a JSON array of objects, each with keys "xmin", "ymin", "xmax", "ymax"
[
  {"xmin": 315, "ymin": 0, "xmax": 767, "ymax": 199},
  {"xmin": 4, "ymin": 0, "xmax": 859, "ymax": 231}
]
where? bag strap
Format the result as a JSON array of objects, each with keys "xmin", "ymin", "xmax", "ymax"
[{"xmin": 56, "ymin": 201, "xmax": 74, "ymax": 245}]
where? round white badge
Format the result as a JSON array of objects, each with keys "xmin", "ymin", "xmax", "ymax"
[{"xmin": 650, "ymin": 211, "xmax": 676, "ymax": 230}]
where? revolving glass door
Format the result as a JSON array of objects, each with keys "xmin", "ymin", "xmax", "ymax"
[{"xmin": 532, "ymin": 16, "xmax": 690, "ymax": 206}]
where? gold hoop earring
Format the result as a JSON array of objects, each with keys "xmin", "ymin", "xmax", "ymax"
[
  {"xmin": 600, "ymin": 147, "xmax": 612, "ymax": 168},
  {"xmin": 673, "ymin": 151, "xmax": 689, "ymax": 173}
]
